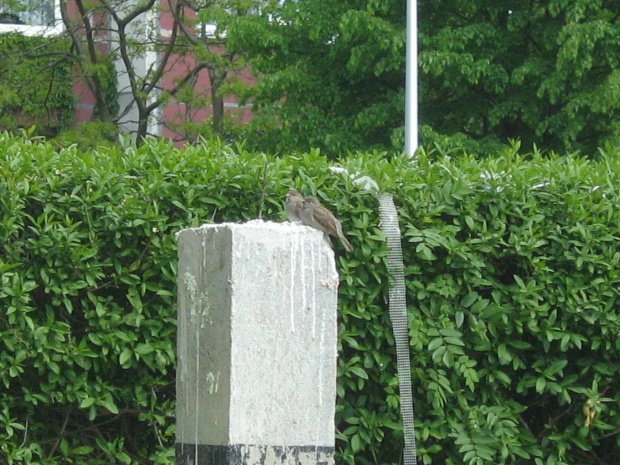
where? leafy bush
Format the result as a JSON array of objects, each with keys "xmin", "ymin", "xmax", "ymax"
[
  {"xmin": 1, "ymin": 132, "xmax": 619, "ymax": 465},
  {"xmin": 50, "ymin": 122, "xmax": 120, "ymax": 152},
  {"xmin": 343, "ymin": 145, "xmax": 620, "ymax": 465}
]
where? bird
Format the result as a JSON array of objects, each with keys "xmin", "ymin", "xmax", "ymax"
[
  {"xmin": 284, "ymin": 189, "xmax": 304, "ymax": 222},
  {"xmin": 300, "ymin": 196, "xmax": 353, "ymax": 252}
]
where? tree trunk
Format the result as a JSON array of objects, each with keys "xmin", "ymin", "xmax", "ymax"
[
  {"xmin": 63, "ymin": 0, "xmax": 113, "ymax": 124},
  {"xmin": 209, "ymin": 68, "xmax": 227, "ymax": 135}
]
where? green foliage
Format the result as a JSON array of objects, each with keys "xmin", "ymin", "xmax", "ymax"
[
  {"xmin": 6, "ymin": 1, "xmax": 620, "ymax": 156},
  {"xmin": 371, "ymin": 145, "xmax": 620, "ymax": 465},
  {"xmin": 419, "ymin": 0, "xmax": 620, "ymax": 156},
  {"xmin": 228, "ymin": 0, "xmax": 620, "ymax": 157},
  {"xmin": 90, "ymin": 57, "xmax": 120, "ymax": 121},
  {"xmin": 1, "ymin": 132, "xmax": 620, "ymax": 464},
  {"xmin": 51, "ymin": 122, "xmax": 120, "ymax": 151},
  {"xmin": 165, "ymin": 111, "xmax": 249, "ymax": 146},
  {"xmin": 0, "ymin": 33, "xmax": 74, "ymax": 136},
  {"xmin": 228, "ymin": 0, "xmax": 405, "ymax": 157}
]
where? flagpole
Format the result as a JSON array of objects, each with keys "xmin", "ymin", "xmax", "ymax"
[{"xmin": 404, "ymin": 0, "xmax": 418, "ymax": 157}]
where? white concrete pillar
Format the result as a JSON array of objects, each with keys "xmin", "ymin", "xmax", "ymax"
[{"xmin": 175, "ymin": 220, "xmax": 338, "ymax": 465}]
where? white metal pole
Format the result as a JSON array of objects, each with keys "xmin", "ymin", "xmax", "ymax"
[{"xmin": 404, "ymin": 0, "xmax": 418, "ymax": 157}]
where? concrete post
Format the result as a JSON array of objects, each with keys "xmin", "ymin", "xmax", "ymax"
[{"xmin": 175, "ymin": 220, "xmax": 339, "ymax": 465}]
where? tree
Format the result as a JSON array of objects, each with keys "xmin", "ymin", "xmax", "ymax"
[
  {"xmin": 229, "ymin": 0, "xmax": 406, "ymax": 156},
  {"xmin": 0, "ymin": 1, "xmax": 76, "ymax": 136},
  {"xmin": 1, "ymin": 0, "xmax": 257, "ymax": 144},
  {"xmin": 419, "ymin": 0, "xmax": 620, "ymax": 155},
  {"xmin": 167, "ymin": 0, "xmax": 259, "ymax": 138},
  {"xmin": 59, "ymin": 0, "xmax": 254, "ymax": 144},
  {"xmin": 229, "ymin": 0, "xmax": 620, "ymax": 157},
  {"xmin": 0, "ymin": 33, "xmax": 74, "ymax": 136}
]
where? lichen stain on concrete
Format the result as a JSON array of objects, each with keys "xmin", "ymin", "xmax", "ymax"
[
  {"xmin": 205, "ymin": 371, "xmax": 219, "ymax": 395},
  {"xmin": 183, "ymin": 272, "xmax": 198, "ymax": 316},
  {"xmin": 183, "ymin": 272, "xmax": 212, "ymax": 327},
  {"xmin": 320, "ymin": 278, "xmax": 339, "ymax": 292},
  {"xmin": 234, "ymin": 444, "xmax": 335, "ymax": 465}
]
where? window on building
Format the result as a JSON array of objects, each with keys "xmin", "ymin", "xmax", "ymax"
[
  {"xmin": 0, "ymin": 0, "xmax": 63, "ymax": 36},
  {"xmin": 198, "ymin": 5, "xmax": 260, "ymax": 39}
]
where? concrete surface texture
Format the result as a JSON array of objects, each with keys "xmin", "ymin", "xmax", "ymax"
[{"xmin": 176, "ymin": 220, "xmax": 338, "ymax": 464}]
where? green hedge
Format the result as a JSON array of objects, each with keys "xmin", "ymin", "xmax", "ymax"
[{"xmin": 1, "ymin": 132, "xmax": 619, "ymax": 465}]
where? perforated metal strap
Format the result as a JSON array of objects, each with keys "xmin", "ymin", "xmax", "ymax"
[{"xmin": 377, "ymin": 193, "xmax": 417, "ymax": 465}]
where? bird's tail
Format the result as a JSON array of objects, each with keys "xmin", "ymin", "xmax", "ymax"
[
  {"xmin": 339, "ymin": 234, "xmax": 353, "ymax": 252},
  {"xmin": 334, "ymin": 221, "xmax": 353, "ymax": 252}
]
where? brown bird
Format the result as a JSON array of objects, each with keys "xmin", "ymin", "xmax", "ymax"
[
  {"xmin": 300, "ymin": 196, "xmax": 353, "ymax": 252},
  {"xmin": 285, "ymin": 189, "xmax": 304, "ymax": 222}
]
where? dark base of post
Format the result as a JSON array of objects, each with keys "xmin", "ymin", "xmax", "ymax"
[{"xmin": 176, "ymin": 443, "xmax": 335, "ymax": 465}]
